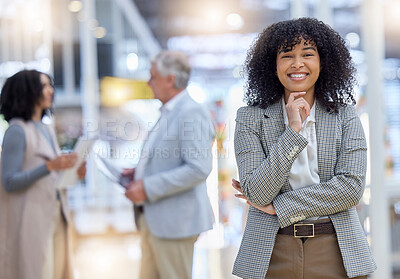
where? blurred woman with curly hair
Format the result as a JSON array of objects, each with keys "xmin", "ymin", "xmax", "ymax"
[{"xmin": 232, "ymin": 17, "xmax": 376, "ymax": 279}]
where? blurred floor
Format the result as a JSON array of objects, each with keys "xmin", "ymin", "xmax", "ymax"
[
  {"xmin": 69, "ymin": 181, "xmax": 245, "ymax": 279},
  {"xmin": 72, "ymin": 222, "xmax": 400, "ymax": 279},
  {"xmin": 74, "ymin": 233, "xmax": 141, "ymax": 279},
  {"xmin": 73, "ymin": 229, "xmax": 241, "ymax": 279}
]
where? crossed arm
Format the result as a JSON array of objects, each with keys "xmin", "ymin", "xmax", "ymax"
[
  {"xmin": 2, "ymin": 125, "xmax": 86, "ymax": 193},
  {"xmin": 234, "ymin": 106, "xmax": 367, "ymax": 228}
]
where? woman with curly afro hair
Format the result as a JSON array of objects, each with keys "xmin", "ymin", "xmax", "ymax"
[{"xmin": 231, "ymin": 18, "xmax": 376, "ymax": 279}]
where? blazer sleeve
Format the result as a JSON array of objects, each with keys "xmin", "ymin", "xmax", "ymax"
[
  {"xmin": 143, "ymin": 106, "xmax": 215, "ymax": 203},
  {"xmin": 273, "ymin": 105, "xmax": 367, "ymax": 228},
  {"xmin": 234, "ymin": 107, "xmax": 308, "ymax": 206}
]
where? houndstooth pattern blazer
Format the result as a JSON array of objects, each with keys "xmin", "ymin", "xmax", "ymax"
[{"xmin": 233, "ymin": 101, "xmax": 376, "ymax": 279}]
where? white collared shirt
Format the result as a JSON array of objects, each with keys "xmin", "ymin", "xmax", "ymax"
[
  {"xmin": 135, "ymin": 90, "xmax": 188, "ymax": 180},
  {"xmin": 282, "ymin": 98, "xmax": 320, "ymax": 190}
]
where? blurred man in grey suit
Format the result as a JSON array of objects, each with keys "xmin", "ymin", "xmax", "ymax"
[{"xmin": 124, "ymin": 50, "xmax": 215, "ymax": 279}]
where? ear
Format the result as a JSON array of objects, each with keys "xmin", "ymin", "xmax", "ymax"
[{"xmin": 166, "ymin": 75, "xmax": 176, "ymax": 88}]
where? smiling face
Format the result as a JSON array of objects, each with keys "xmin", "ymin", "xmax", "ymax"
[{"xmin": 276, "ymin": 39, "xmax": 320, "ymax": 101}]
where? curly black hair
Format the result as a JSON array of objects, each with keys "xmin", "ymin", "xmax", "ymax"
[
  {"xmin": 0, "ymin": 70, "xmax": 53, "ymax": 122},
  {"xmin": 244, "ymin": 17, "xmax": 356, "ymax": 112}
]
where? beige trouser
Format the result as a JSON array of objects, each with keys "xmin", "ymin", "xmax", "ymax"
[
  {"xmin": 138, "ymin": 214, "xmax": 198, "ymax": 279},
  {"xmin": 265, "ymin": 233, "xmax": 367, "ymax": 279},
  {"xmin": 42, "ymin": 201, "xmax": 67, "ymax": 279}
]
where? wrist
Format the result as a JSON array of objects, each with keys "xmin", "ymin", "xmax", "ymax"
[
  {"xmin": 45, "ymin": 161, "xmax": 53, "ymax": 171},
  {"xmin": 289, "ymin": 125, "xmax": 301, "ymax": 133}
]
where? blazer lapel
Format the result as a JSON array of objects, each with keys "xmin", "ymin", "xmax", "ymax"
[
  {"xmin": 163, "ymin": 93, "xmax": 189, "ymax": 126},
  {"xmin": 28, "ymin": 122, "xmax": 58, "ymax": 160},
  {"xmin": 262, "ymin": 101, "xmax": 292, "ymax": 192},
  {"xmin": 145, "ymin": 93, "xmax": 189, "ymax": 167},
  {"xmin": 315, "ymin": 102, "xmax": 337, "ymax": 182},
  {"xmin": 155, "ymin": 93, "xmax": 190, "ymax": 144},
  {"xmin": 262, "ymin": 101, "xmax": 285, "ymax": 153}
]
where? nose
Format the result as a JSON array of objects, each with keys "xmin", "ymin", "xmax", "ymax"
[{"xmin": 291, "ymin": 57, "xmax": 304, "ymax": 69}]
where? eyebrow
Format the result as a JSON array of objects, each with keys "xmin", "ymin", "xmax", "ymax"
[{"xmin": 278, "ymin": 46, "xmax": 317, "ymax": 54}]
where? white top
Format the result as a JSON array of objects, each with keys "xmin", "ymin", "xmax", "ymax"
[
  {"xmin": 282, "ymin": 97, "xmax": 320, "ymax": 190},
  {"xmin": 282, "ymin": 98, "xmax": 325, "ymax": 220},
  {"xmin": 135, "ymin": 90, "xmax": 187, "ymax": 180}
]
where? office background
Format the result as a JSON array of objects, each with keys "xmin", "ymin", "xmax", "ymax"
[{"xmin": 0, "ymin": 0, "xmax": 399, "ymax": 278}]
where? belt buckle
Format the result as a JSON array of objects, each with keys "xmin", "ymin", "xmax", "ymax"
[{"xmin": 294, "ymin": 223, "xmax": 315, "ymax": 238}]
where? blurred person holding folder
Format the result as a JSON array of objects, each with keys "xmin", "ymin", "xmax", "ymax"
[
  {"xmin": 124, "ymin": 50, "xmax": 215, "ymax": 279},
  {"xmin": 0, "ymin": 70, "xmax": 86, "ymax": 279}
]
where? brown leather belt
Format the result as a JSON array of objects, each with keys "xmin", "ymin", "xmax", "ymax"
[{"xmin": 278, "ymin": 220, "xmax": 335, "ymax": 238}]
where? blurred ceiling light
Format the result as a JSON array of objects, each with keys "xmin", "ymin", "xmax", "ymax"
[
  {"xmin": 89, "ymin": 19, "xmax": 99, "ymax": 29},
  {"xmin": 126, "ymin": 53, "xmax": 139, "ymax": 71},
  {"xmin": 187, "ymin": 84, "xmax": 206, "ymax": 104},
  {"xmin": 226, "ymin": 13, "xmax": 244, "ymax": 30},
  {"xmin": 68, "ymin": 1, "xmax": 82, "ymax": 13},
  {"xmin": 205, "ymin": 9, "xmax": 222, "ymax": 22},
  {"xmin": 94, "ymin": 26, "xmax": 107, "ymax": 38},
  {"xmin": 345, "ymin": 32, "xmax": 360, "ymax": 48},
  {"xmin": 203, "ymin": 7, "xmax": 224, "ymax": 28}
]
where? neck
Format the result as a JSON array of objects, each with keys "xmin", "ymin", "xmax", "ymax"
[
  {"xmin": 162, "ymin": 89, "xmax": 184, "ymax": 104},
  {"xmin": 303, "ymin": 92, "xmax": 315, "ymax": 107},
  {"xmin": 32, "ymin": 107, "xmax": 42, "ymax": 122}
]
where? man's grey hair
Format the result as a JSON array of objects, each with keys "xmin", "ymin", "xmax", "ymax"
[{"xmin": 153, "ymin": 50, "xmax": 191, "ymax": 89}]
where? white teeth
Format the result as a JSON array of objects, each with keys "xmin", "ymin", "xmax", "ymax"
[{"xmin": 290, "ymin": 74, "xmax": 307, "ymax": 78}]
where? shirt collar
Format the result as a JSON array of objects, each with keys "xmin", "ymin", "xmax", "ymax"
[
  {"xmin": 160, "ymin": 90, "xmax": 187, "ymax": 113},
  {"xmin": 282, "ymin": 97, "xmax": 316, "ymax": 127}
]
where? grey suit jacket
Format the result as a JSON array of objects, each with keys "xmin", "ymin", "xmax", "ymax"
[
  {"xmin": 233, "ymin": 101, "xmax": 376, "ymax": 279},
  {"xmin": 135, "ymin": 93, "xmax": 215, "ymax": 239}
]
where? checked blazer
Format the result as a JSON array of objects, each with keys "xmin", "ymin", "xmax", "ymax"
[{"xmin": 233, "ymin": 100, "xmax": 376, "ymax": 279}]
